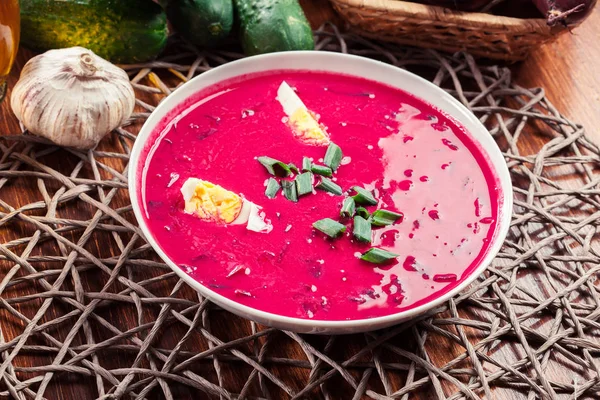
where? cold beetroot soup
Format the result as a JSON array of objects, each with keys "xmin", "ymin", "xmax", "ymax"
[{"xmin": 138, "ymin": 71, "xmax": 501, "ymax": 321}]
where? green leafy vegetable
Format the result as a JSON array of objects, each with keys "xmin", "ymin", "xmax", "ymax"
[
  {"xmin": 257, "ymin": 156, "xmax": 291, "ymax": 177},
  {"xmin": 302, "ymin": 157, "xmax": 312, "ymax": 172},
  {"xmin": 313, "ymin": 218, "xmax": 346, "ymax": 238},
  {"xmin": 281, "ymin": 180, "xmax": 298, "ymax": 202},
  {"xmin": 371, "ymin": 209, "xmax": 404, "ymax": 226},
  {"xmin": 311, "ymin": 164, "xmax": 333, "ymax": 177},
  {"xmin": 360, "ymin": 248, "xmax": 399, "ymax": 264},
  {"xmin": 340, "ymin": 197, "xmax": 356, "ymax": 218},
  {"xmin": 356, "ymin": 207, "xmax": 370, "ymax": 219},
  {"xmin": 324, "ymin": 142, "xmax": 343, "ymax": 171},
  {"xmin": 316, "ymin": 177, "xmax": 342, "ymax": 195},
  {"xmin": 265, "ymin": 178, "xmax": 280, "ymax": 199},
  {"xmin": 295, "ymin": 172, "xmax": 313, "ymax": 196},
  {"xmin": 353, "ymin": 216, "xmax": 372, "ymax": 243},
  {"xmin": 352, "ymin": 186, "xmax": 377, "ymax": 206}
]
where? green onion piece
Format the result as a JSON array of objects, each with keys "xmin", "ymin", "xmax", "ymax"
[
  {"xmin": 281, "ymin": 180, "xmax": 298, "ymax": 202},
  {"xmin": 316, "ymin": 177, "xmax": 342, "ymax": 195},
  {"xmin": 311, "ymin": 164, "xmax": 333, "ymax": 177},
  {"xmin": 360, "ymin": 248, "xmax": 399, "ymax": 264},
  {"xmin": 257, "ymin": 156, "xmax": 291, "ymax": 177},
  {"xmin": 288, "ymin": 163, "xmax": 299, "ymax": 174},
  {"xmin": 353, "ymin": 216, "xmax": 372, "ymax": 243},
  {"xmin": 352, "ymin": 186, "xmax": 377, "ymax": 206},
  {"xmin": 313, "ymin": 218, "xmax": 346, "ymax": 238},
  {"xmin": 295, "ymin": 172, "xmax": 313, "ymax": 196},
  {"xmin": 356, "ymin": 207, "xmax": 370, "ymax": 220},
  {"xmin": 265, "ymin": 178, "xmax": 281, "ymax": 199},
  {"xmin": 340, "ymin": 197, "xmax": 356, "ymax": 218},
  {"xmin": 302, "ymin": 157, "xmax": 312, "ymax": 172},
  {"xmin": 324, "ymin": 142, "xmax": 343, "ymax": 171},
  {"xmin": 371, "ymin": 209, "xmax": 404, "ymax": 226}
]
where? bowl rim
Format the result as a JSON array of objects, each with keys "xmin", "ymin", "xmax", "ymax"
[{"xmin": 128, "ymin": 51, "xmax": 513, "ymax": 332}]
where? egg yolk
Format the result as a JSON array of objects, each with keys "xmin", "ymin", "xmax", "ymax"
[
  {"xmin": 183, "ymin": 180, "xmax": 242, "ymax": 223},
  {"xmin": 289, "ymin": 108, "xmax": 330, "ymax": 146}
]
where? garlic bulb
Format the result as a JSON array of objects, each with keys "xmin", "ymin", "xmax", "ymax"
[{"xmin": 11, "ymin": 47, "xmax": 135, "ymax": 149}]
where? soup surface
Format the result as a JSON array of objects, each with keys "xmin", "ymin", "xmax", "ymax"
[{"xmin": 139, "ymin": 71, "xmax": 500, "ymax": 321}]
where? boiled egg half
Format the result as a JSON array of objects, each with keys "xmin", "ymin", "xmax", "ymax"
[
  {"xmin": 277, "ymin": 81, "xmax": 330, "ymax": 146},
  {"xmin": 181, "ymin": 178, "xmax": 272, "ymax": 233}
]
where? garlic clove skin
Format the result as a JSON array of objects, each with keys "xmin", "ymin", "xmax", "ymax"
[{"xmin": 10, "ymin": 47, "xmax": 135, "ymax": 150}]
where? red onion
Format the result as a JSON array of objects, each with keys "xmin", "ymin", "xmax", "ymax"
[{"xmin": 532, "ymin": 0, "xmax": 596, "ymax": 26}]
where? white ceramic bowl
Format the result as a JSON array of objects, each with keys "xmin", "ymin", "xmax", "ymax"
[{"xmin": 129, "ymin": 51, "xmax": 513, "ymax": 334}]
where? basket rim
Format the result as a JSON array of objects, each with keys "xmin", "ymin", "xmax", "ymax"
[{"xmin": 330, "ymin": 0, "xmax": 557, "ymax": 34}]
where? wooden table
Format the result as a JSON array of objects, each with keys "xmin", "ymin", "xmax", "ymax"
[{"xmin": 1, "ymin": 2, "xmax": 598, "ymax": 399}]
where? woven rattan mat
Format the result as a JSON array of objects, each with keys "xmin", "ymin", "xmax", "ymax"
[{"xmin": 1, "ymin": 30, "xmax": 599, "ymax": 400}]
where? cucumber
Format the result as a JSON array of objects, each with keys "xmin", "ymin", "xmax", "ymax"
[
  {"xmin": 234, "ymin": 0, "xmax": 314, "ymax": 55},
  {"xmin": 20, "ymin": 0, "xmax": 168, "ymax": 63},
  {"xmin": 165, "ymin": 0, "xmax": 234, "ymax": 48}
]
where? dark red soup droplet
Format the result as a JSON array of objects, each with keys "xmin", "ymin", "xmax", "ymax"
[
  {"xmin": 398, "ymin": 180, "xmax": 413, "ymax": 191},
  {"xmin": 403, "ymin": 256, "xmax": 417, "ymax": 271},
  {"xmin": 380, "ymin": 230, "xmax": 398, "ymax": 247},
  {"xmin": 404, "ymin": 169, "xmax": 413, "ymax": 177},
  {"xmin": 428, "ymin": 210, "xmax": 440, "ymax": 221},
  {"xmin": 441, "ymin": 138, "xmax": 459, "ymax": 151},
  {"xmin": 382, "ymin": 275, "xmax": 402, "ymax": 296},
  {"xmin": 441, "ymin": 163, "xmax": 450, "ymax": 170},
  {"xmin": 433, "ymin": 274, "xmax": 457, "ymax": 283},
  {"xmin": 480, "ymin": 217, "xmax": 495, "ymax": 224},
  {"xmin": 420, "ymin": 176, "xmax": 429, "ymax": 182},
  {"xmin": 474, "ymin": 198, "xmax": 481, "ymax": 217},
  {"xmin": 432, "ymin": 122, "xmax": 448, "ymax": 132},
  {"xmin": 403, "ymin": 135, "xmax": 414, "ymax": 143}
]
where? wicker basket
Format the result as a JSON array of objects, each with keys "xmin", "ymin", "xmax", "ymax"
[{"xmin": 329, "ymin": 0, "xmax": 567, "ymax": 61}]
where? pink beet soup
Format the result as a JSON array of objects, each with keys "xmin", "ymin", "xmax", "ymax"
[{"xmin": 138, "ymin": 71, "xmax": 501, "ymax": 321}]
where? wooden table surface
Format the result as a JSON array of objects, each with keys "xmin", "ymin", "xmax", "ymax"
[{"xmin": 1, "ymin": 1, "xmax": 599, "ymax": 399}]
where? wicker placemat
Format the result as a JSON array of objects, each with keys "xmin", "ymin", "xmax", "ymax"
[{"xmin": 1, "ymin": 29, "xmax": 599, "ymax": 400}]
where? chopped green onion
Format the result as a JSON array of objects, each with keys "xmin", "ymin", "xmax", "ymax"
[
  {"xmin": 356, "ymin": 207, "xmax": 370, "ymax": 220},
  {"xmin": 313, "ymin": 218, "xmax": 346, "ymax": 238},
  {"xmin": 281, "ymin": 180, "xmax": 298, "ymax": 202},
  {"xmin": 324, "ymin": 142, "xmax": 343, "ymax": 171},
  {"xmin": 360, "ymin": 248, "xmax": 399, "ymax": 264},
  {"xmin": 340, "ymin": 197, "xmax": 356, "ymax": 218},
  {"xmin": 371, "ymin": 209, "xmax": 404, "ymax": 226},
  {"xmin": 353, "ymin": 216, "xmax": 372, "ymax": 243},
  {"xmin": 352, "ymin": 186, "xmax": 377, "ymax": 206},
  {"xmin": 257, "ymin": 156, "xmax": 291, "ymax": 177},
  {"xmin": 316, "ymin": 177, "xmax": 342, "ymax": 195},
  {"xmin": 265, "ymin": 178, "xmax": 280, "ymax": 199},
  {"xmin": 302, "ymin": 157, "xmax": 312, "ymax": 172},
  {"xmin": 288, "ymin": 163, "xmax": 299, "ymax": 174},
  {"xmin": 295, "ymin": 172, "xmax": 313, "ymax": 196},
  {"xmin": 311, "ymin": 164, "xmax": 333, "ymax": 177}
]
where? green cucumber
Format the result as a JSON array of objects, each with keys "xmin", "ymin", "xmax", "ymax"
[
  {"xmin": 234, "ymin": 0, "xmax": 314, "ymax": 55},
  {"xmin": 20, "ymin": 0, "xmax": 168, "ymax": 63},
  {"xmin": 164, "ymin": 0, "xmax": 234, "ymax": 48}
]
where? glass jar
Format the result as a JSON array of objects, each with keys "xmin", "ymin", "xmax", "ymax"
[{"xmin": 0, "ymin": 0, "xmax": 20, "ymax": 103}]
